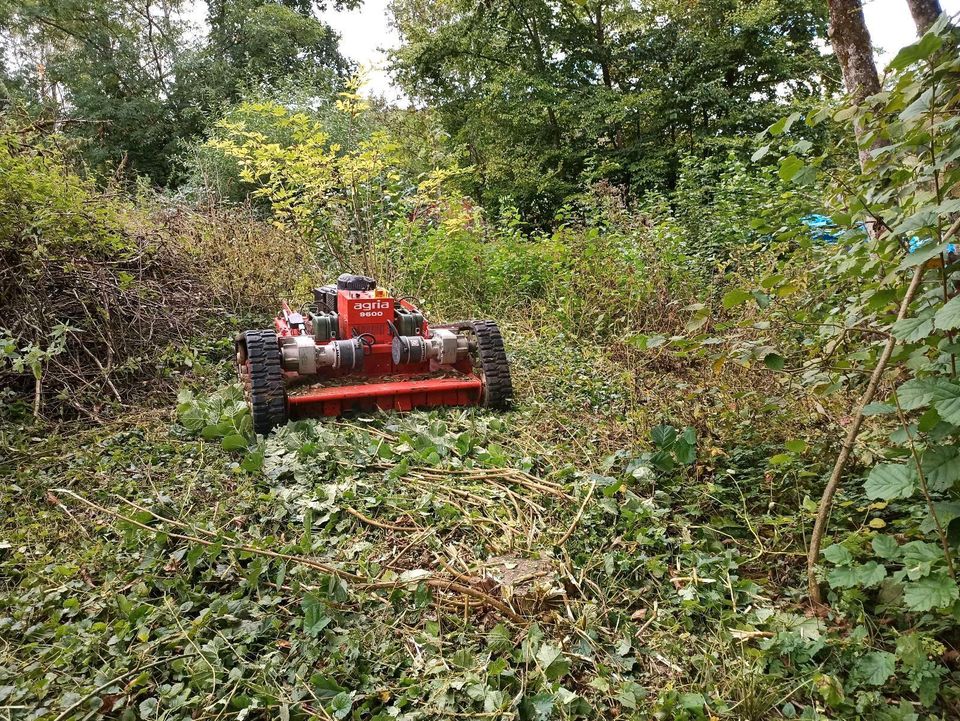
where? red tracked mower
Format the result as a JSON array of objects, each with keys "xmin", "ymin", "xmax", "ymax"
[{"xmin": 235, "ymin": 274, "xmax": 513, "ymax": 435}]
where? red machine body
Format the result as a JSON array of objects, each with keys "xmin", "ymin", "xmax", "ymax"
[
  {"xmin": 276, "ymin": 289, "xmax": 481, "ymax": 417},
  {"xmin": 236, "ymin": 274, "xmax": 512, "ymax": 434}
]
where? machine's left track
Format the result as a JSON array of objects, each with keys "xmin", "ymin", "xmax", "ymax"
[{"xmin": 236, "ymin": 329, "xmax": 288, "ymax": 435}]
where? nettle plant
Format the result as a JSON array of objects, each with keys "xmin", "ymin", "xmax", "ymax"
[{"xmin": 719, "ymin": 19, "xmax": 960, "ymax": 707}]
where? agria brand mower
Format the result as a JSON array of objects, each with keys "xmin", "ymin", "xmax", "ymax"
[{"xmin": 235, "ymin": 274, "xmax": 513, "ymax": 434}]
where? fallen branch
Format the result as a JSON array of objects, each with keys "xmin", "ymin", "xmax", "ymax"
[
  {"xmin": 361, "ymin": 575, "xmax": 523, "ymax": 623},
  {"xmin": 344, "ymin": 506, "xmax": 421, "ymax": 532}
]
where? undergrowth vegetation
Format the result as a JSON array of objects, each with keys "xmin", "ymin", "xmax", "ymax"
[{"xmin": 3, "ymin": 16, "xmax": 960, "ymax": 721}]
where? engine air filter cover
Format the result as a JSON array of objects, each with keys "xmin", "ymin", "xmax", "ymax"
[{"xmin": 337, "ymin": 273, "xmax": 377, "ymax": 291}]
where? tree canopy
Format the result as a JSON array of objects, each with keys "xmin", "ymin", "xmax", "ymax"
[
  {"xmin": 390, "ymin": 0, "xmax": 838, "ymax": 219},
  {"xmin": 0, "ymin": 0, "xmax": 352, "ymax": 183}
]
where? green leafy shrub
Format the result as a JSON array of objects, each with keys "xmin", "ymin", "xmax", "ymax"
[{"xmin": 709, "ymin": 19, "xmax": 960, "ymax": 716}]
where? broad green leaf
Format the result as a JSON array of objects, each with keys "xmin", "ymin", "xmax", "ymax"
[
  {"xmin": 769, "ymin": 112, "xmax": 800, "ymax": 136},
  {"xmin": 896, "ymin": 377, "xmax": 960, "ymax": 411},
  {"xmin": 856, "ymin": 651, "xmax": 896, "ymax": 686},
  {"xmin": 201, "ymin": 422, "xmax": 229, "ymax": 440},
  {"xmin": 785, "ymin": 439, "xmax": 808, "ymax": 453},
  {"xmin": 822, "ymin": 544, "xmax": 853, "ymax": 565},
  {"xmin": 890, "ymin": 316, "xmax": 933, "ymax": 343},
  {"xmin": 650, "ymin": 449, "xmax": 675, "ymax": 472},
  {"xmin": 864, "ymin": 463, "xmax": 916, "ymax": 500},
  {"xmin": 240, "ymin": 449, "xmax": 263, "ymax": 473},
  {"xmin": 856, "ymin": 561, "xmax": 887, "ymax": 588},
  {"xmin": 330, "ymin": 691, "xmax": 353, "ymax": 720},
  {"xmin": 900, "ymin": 86, "xmax": 933, "ymax": 122},
  {"xmin": 934, "ymin": 296, "xmax": 960, "ymax": 331},
  {"xmin": 650, "ymin": 425, "xmax": 677, "ymax": 448},
  {"xmin": 536, "ymin": 643, "xmax": 563, "ymax": 670},
  {"xmin": 778, "ymin": 154, "xmax": 805, "ymax": 181},
  {"xmin": 899, "ymin": 240, "xmax": 951, "ymax": 269},
  {"xmin": 763, "ymin": 353, "xmax": 785, "ymax": 370},
  {"xmin": 834, "ymin": 105, "xmax": 858, "ymax": 122},
  {"xmin": 751, "ymin": 145, "xmax": 770, "ymax": 162},
  {"xmin": 450, "ymin": 648, "xmax": 475, "ymax": 668},
  {"xmin": 301, "ymin": 594, "xmax": 331, "ymax": 637},
  {"xmin": 862, "ymin": 402, "xmax": 895, "ymax": 416},
  {"xmin": 920, "ymin": 446, "xmax": 960, "ymax": 491},
  {"xmin": 674, "ymin": 438, "xmax": 696, "ymax": 465},
  {"xmin": 902, "ymin": 573, "xmax": 959, "ymax": 612},
  {"xmin": 901, "ymin": 541, "xmax": 941, "ymax": 580},
  {"xmin": 917, "ymin": 407, "xmax": 941, "ymax": 432},
  {"xmin": 221, "ymin": 434, "xmax": 250, "ymax": 451},
  {"xmin": 310, "ymin": 675, "xmax": 346, "ymax": 699},
  {"xmin": 722, "ymin": 289, "xmax": 753, "ymax": 309},
  {"xmin": 866, "ymin": 288, "xmax": 896, "ymax": 311},
  {"xmin": 889, "ymin": 32, "xmax": 943, "ymax": 70},
  {"xmin": 827, "ymin": 565, "xmax": 860, "ymax": 589},
  {"xmin": 487, "ymin": 623, "xmax": 512, "ymax": 652},
  {"xmin": 527, "ymin": 693, "xmax": 554, "ymax": 720},
  {"xmin": 536, "ymin": 643, "xmax": 570, "ymax": 680},
  {"xmin": 679, "ymin": 692, "xmax": 706, "ymax": 710},
  {"xmin": 919, "ymin": 501, "xmax": 960, "ymax": 534},
  {"xmin": 933, "ymin": 387, "xmax": 960, "ymax": 424},
  {"xmin": 872, "ymin": 535, "xmax": 900, "ymax": 560}
]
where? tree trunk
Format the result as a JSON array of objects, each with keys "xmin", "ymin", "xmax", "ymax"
[
  {"xmin": 906, "ymin": 0, "xmax": 942, "ymax": 34},
  {"xmin": 593, "ymin": 3, "xmax": 613, "ymax": 90},
  {"xmin": 828, "ymin": 0, "xmax": 881, "ymax": 171}
]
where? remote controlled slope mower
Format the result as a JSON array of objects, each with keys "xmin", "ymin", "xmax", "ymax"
[{"xmin": 235, "ymin": 274, "xmax": 513, "ymax": 434}]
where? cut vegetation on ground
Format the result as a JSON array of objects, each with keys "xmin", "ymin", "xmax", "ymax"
[{"xmin": 3, "ymin": 4, "xmax": 960, "ymax": 720}]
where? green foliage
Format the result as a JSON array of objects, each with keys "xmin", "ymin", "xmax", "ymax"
[
  {"xmin": 0, "ymin": 0, "xmax": 350, "ymax": 184},
  {"xmin": 198, "ymin": 92, "xmax": 473, "ymax": 278},
  {"xmin": 390, "ymin": 0, "xmax": 836, "ymax": 219},
  {"xmin": 0, "ymin": 121, "xmax": 320, "ymax": 417},
  {"xmin": 700, "ymin": 18, "xmax": 960, "ymax": 713},
  {"xmin": 0, "ymin": 130, "xmax": 128, "ymax": 258},
  {"xmin": 175, "ymin": 384, "xmax": 255, "ymax": 453},
  {"xmin": 0, "ymin": 365, "xmax": 834, "ymax": 719},
  {"xmin": 6, "ymin": 5, "xmax": 960, "ymax": 720}
]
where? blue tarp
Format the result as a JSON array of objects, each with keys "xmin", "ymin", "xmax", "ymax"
[{"xmin": 800, "ymin": 214, "xmax": 956, "ymax": 254}]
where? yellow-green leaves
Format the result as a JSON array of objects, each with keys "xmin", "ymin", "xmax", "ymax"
[{"xmin": 721, "ymin": 289, "xmax": 752, "ymax": 309}]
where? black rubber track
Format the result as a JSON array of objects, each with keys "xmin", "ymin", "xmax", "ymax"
[
  {"xmin": 240, "ymin": 329, "xmax": 288, "ymax": 435},
  {"xmin": 439, "ymin": 320, "xmax": 513, "ymax": 410}
]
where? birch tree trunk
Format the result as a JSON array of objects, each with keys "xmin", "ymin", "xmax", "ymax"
[{"xmin": 906, "ymin": 0, "xmax": 942, "ymax": 34}]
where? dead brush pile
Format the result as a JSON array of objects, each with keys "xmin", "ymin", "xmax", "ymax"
[{"xmin": 0, "ymin": 131, "xmax": 319, "ymax": 419}]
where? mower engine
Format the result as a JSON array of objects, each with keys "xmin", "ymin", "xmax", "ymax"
[{"xmin": 235, "ymin": 274, "xmax": 513, "ymax": 434}]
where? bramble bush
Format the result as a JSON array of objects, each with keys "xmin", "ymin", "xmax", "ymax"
[{"xmin": 0, "ymin": 118, "xmax": 319, "ymax": 418}]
